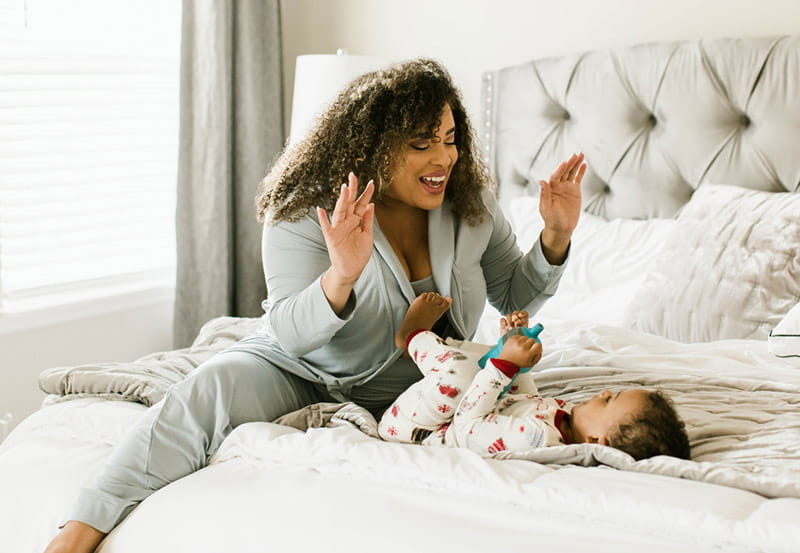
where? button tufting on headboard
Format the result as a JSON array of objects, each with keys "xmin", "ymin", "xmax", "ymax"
[
  {"xmin": 481, "ymin": 35, "xmax": 800, "ymax": 219},
  {"xmin": 739, "ymin": 114, "xmax": 751, "ymax": 127}
]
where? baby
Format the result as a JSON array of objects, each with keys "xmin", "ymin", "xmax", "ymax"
[{"xmin": 379, "ymin": 293, "xmax": 690, "ymax": 460}]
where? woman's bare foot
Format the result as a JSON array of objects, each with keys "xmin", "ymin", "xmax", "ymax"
[
  {"xmin": 43, "ymin": 520, "xmax": 106, "ymax": 553},
  {"xmin": 499, "ymin": 310, "xmax": 528, "ymax": 334},
  {"xmin": 395, "ymin": 292, "xmax": 452, "ymax": 349}
]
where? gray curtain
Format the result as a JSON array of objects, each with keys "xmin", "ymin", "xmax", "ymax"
[{"xmin": 174, "ymin": 0, "xmax": 284, "ymax": 347}]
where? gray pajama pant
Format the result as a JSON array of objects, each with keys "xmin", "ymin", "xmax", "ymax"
[{"xmin": 68, "ymin": 336, "xmax": 417, "ymax": 532}]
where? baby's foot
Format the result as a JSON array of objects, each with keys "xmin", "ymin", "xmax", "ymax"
[
  {"xmin": 499, "ymin": 310, "xmax": 529, "ymax": 334},
  {"xmin": 396, "ymin": 292, "xmax": 452, "ymax": 350}
]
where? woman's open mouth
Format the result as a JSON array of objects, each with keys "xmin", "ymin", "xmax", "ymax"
[{"xmin": 420, "ymin": 174, "xmax": 446, "ymax": 193}]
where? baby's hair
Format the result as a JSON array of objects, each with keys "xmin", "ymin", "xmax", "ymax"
[{"xmin": 607, "ymin": 390, "xmax": 690, "ymax": 461}]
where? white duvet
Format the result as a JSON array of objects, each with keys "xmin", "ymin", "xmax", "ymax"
[{"xmin": 2, "ymin": 321, "xmax": 800, "ymax": 553}]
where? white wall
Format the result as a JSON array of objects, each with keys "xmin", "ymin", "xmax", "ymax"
[
  {"xmin": 280, "ymin": 0, "xmax": 800, "ymax": 130},
  {"xmin": 0, "ymin": 298, "xmax": 174, "ymax": 436}
]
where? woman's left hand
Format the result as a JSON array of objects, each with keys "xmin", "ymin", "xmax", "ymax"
[{"xmin": 538, "ymin": 152, "xmax": 586, "ymax": 264}]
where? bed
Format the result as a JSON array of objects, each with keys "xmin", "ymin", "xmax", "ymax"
[{"xmin": 2, "ymin": 34, "xmax": 799, "ymax": 553}]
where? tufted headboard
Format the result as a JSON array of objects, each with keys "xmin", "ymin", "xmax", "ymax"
[{"xmin": 480, "ymin": 35, "xmax": 800, "ymax": 219}]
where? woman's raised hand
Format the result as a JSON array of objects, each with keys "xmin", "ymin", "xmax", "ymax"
[
  {"xmin": 317, "ymin": 172, "xmax": 375, "ymax": 285},
  {"xmin": 537, "ymin": 152, "xmax": 586, "ymax": 264},
  {"xmin": 539, "ymin": 152, "xmax": 585, "ymax": 236}
]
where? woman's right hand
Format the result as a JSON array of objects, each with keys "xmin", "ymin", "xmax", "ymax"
[{"xmin": 317, "ymin": 172, "xmax": 375, "ymax": 313}]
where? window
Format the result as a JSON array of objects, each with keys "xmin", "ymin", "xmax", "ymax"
[{"xmin": 0, "ymin": 0, "xmax": 180, "ymax": 324}]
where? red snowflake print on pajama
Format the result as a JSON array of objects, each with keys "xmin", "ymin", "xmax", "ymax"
[
  {"xmin": 387, "ymin": 427, "xmax": 398, "ymax": 436},
  {"xmin": 437, "ymin": 404, "xmax": 452, "ymax": 414},
  {"xmin": 487, "ymin": 438, "xmax": 506, "ymax": 454},
  {"xmin": 436, "ymin": 351, "xmax": 454, "ymax": 363},
  {"xmin": 438, "ymin": 384, "xmax": 460, "ymax": 398}
]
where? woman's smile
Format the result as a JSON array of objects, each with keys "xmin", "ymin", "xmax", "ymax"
[{"xmin": 419, "ymin": 170, "xmax": 448, "ymax": 193}]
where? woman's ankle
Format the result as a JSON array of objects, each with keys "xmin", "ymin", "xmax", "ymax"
[{"xmin": 44, "ymin": 520, "xmax": 106, "ymax": 553}]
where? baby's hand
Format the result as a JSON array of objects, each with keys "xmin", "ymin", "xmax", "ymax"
[
  {"xmin": 499, "ymin": 310, "xmax": 529, "ymax": 334},
  {"xmin": 497, "ymin": 335, "xmax": 542, "ymax": 369}
]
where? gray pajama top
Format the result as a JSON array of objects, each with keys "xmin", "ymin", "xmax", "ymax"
[{"xmin": 254, "ymin": 189, "xmax": 567, "ymax": 401}]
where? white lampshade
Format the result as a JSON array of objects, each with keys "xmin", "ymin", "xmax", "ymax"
[{"xmin": 288, "ymin": 51, "xmax": 386, "ymax": 145}]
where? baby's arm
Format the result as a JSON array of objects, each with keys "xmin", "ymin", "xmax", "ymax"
[
  {"xmin": 455, "ymin": 362, "xmax": 512, "ymax": 422},
  {"xmin": 453, "ymin": 369, "xmax": 563, "ymax": 455},
  {"xmin": 455, "ymin": 333, "xmax": 541, "ymax": 420},
  {"xmin": 505, "ymin": 371, "xmax": 539, "ymax": 395},
  {"xmin": 454, "ymin": 401, "xmax": 564, "ymax": 455},
  {"xmin": 451, "ymin": 359, "xmax": 519, "ymax": 445}
]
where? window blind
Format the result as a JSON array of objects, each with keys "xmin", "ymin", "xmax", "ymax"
[{"xmin": 0, "ymin": 0, "xmax": 180, "ymax": 314}]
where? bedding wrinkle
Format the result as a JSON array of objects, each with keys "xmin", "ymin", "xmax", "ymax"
[{"xmin": 624, "ymin": 185, "xmax": 800, "ymax": 342}]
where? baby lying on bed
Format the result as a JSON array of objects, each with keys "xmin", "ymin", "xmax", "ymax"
[{"xmin": 378, "ymin": 293, "xmax": 690, "ymax": 461}]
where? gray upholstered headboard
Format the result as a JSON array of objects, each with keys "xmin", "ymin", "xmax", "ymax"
[{"xmin": 480, "ymin": 35, "xmax": 800, "ymax": 219}]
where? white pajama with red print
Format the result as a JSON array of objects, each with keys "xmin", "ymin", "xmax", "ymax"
[{"xmin": 378, "ymin": 330, "xmax": 572, "ymax": 455}]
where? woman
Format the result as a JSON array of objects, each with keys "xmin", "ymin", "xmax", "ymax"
[{"xmin": 45, "ymin": 58, "xmax": 585, "ymax": 553}]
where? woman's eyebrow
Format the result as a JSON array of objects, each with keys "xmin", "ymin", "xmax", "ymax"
[{"xmin": 411, "ymin": 126, "xmax": 456, "ymax": 139}]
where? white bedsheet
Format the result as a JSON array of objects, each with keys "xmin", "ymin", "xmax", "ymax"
[{"xmin": 0, "ymin": 399, "xmax": 146, "ymax": 553}]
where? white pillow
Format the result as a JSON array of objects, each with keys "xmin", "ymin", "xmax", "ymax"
[
  {"xmin": 625, "ymin": 184, "xmax": 800, "ymax": 342},
  {"xmin": 769, "ymin": 303, "xmax": 800, "ymax": 358},
  {"xmin": 490, "ymin": 196, "xmax": 677, "ymax": 330}
]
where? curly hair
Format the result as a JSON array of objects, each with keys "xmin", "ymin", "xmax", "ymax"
[
  {"xmin": 255, "ymin": 58, "xmax": 489, "ymax": 224},
  {"xmin": 607, "ymin": 390, "xmax": 691, "ymax": 461}
]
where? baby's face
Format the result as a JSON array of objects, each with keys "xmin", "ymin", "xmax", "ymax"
[{"xmin": 571, "ymin": 389, "xmax": 649, "ymax": 444}]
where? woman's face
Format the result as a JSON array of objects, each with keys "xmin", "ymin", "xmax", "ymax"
[{"xmin": 382, "ymin": 104, "xmax": 459, "ymax": 211}]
